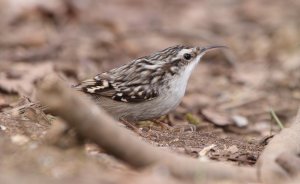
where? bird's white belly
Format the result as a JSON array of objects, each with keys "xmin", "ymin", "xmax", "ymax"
[
  {"xmin": 98, "ymin": 63, "xmax": 195, "ymax": 121},
  {"xmin": 124, "ymin": 89, "xmax": 185, "ymax": 121},
  {"xmin": 124, "ymin": 76, "xmax": 188, "ymax": 121}
]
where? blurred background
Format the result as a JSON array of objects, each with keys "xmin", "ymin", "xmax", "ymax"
[
  {"xmin": 0, "ymin": 0, "xmax": 299, "ymax": 128},
  {"xmin": 0, "ymin": 0, "xmax": 300, "ymax": 183}
]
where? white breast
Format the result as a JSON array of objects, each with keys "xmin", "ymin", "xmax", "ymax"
[
  {"xmin": 160, "ymin": 60, "xmax": 198, "ymax": 109},
  {"xmin": 99, "ymin": 56, "xmax": 202, "ymax": 121}
]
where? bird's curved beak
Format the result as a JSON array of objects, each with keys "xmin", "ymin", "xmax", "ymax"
[{"xmin": 197, "ymin": 45, "xmax": 228, "ymax": 54}]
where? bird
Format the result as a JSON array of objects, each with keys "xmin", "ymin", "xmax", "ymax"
[{"xmin": 73, "ymin": 45, "xmax": 226, "ymax": 125}]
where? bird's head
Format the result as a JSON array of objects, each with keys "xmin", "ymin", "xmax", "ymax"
[{"xmin": 145, "ymin": 45, "xmax": 227, "ymax": 77}]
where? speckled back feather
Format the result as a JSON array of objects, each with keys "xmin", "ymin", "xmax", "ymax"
[{"xmin": 73, "ymin": 45, "xmax": 192, "ymax": 103}]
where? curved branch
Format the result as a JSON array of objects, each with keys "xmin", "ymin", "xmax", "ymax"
[
  {"xmin": 257, "ymin": 108, "xmax": 300, "ymax": 184},
  {"xmin": 37, "ymin": 77, "xmax": 257, "ymax": 182}
]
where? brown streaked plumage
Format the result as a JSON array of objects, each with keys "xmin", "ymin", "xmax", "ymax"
[{"xmin": 74, "ymin": 45, "xmax": 226, "ymax": 121}]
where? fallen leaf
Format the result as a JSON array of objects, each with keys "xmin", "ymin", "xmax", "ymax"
[
  {"xmin": 0, "ymin": 97, "xmax": 10, "ymax": 110},
  {"xmin": 198, "ymin": 144, "xmax": 216, "ymax": 161},
  {"xmin": 201, "ymin": 109, "xmax": 232, "ymax": 126},
  {"xmin": 0, "ymin": 62, "xmax": 55, "ymax": 96},
  {"xmin": 185, "ymin": 113, "xmax": 201, "ymax": 125}
]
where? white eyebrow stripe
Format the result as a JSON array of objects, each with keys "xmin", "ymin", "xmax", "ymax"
[{"xmin": 177, "ymin": 48, "xmax": 193, "ymax": 57}]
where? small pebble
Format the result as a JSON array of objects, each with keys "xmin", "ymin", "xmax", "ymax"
[
  {"xmin": 11, "ymin": 134, "xmax": 30, "ymax": 145},
  {"xmin": 232, "ymin": 115, "xmax": 248, "ymax": 127},
  {"xmin": 0, "ymin": 125, "xmax": 7, "ymax": 131}
]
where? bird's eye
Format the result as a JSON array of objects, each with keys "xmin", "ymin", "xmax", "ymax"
[{"xmin": 183, "ymin": 53, "xmax": 192, "ymax": 60}]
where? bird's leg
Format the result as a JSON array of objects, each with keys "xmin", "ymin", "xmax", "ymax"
[
  {"xmin": 119, "ymin": 118, "xmax": 144, "ymax": 136},
  {"xmin": 152, "ymin": 118, "xmax": 172, "ymax": 130}
]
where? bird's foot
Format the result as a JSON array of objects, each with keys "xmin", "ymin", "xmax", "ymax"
[
  {"xmin": 172, "ymin": 124, "xmax": 197, "ymax": 132},
  {"xmin": 152, "ymin": 119, "xmax": 173, "ymax": 130},
  {"xmin": 120, "ymin": 118, "xmax": 145, "ymax": 136}
]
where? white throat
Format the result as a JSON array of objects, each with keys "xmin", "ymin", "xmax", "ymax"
[
  {"xmin": 168, "ymin": 55, "xmax": 202, "ymax": 97},
  {"xmin": 181, "ymin": 54, "xmax": 202, "ymax": 84}
]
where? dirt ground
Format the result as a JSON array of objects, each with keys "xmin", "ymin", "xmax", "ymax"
[{"xmin": 0, "ymin": 0, "xmax": 300, "ymax": 183}]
